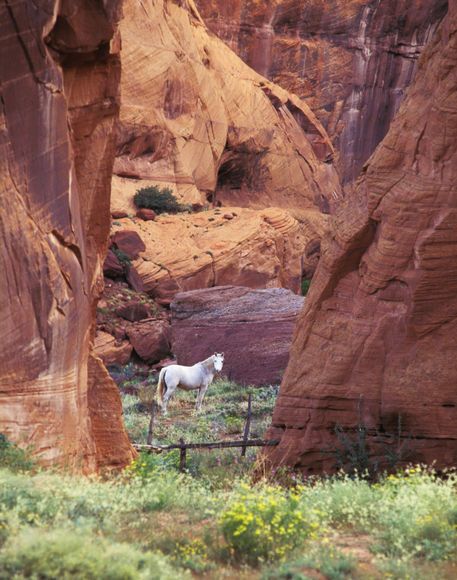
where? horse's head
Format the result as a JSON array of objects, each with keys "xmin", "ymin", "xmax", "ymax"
[{"xmin": 213, "ymin": 352, "xmax": 224, "ymax": 372}]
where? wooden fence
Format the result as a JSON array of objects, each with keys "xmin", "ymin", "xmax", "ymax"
[
  {"xmin": 133, "ymin": 438, "xmax": 279, "ymax": 471},
  {"xmin": 135, "ymin": 393, "xmax": 279, "ymax": 471}
]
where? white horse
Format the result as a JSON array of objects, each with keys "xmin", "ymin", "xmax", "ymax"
[{"xmin": 156, "ymin": 353, "xmax": 224, "ymax": 414}]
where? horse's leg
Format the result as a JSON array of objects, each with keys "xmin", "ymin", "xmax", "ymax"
[
  {"xmin": 162, "ymin": 380, "xmax": 178, "ymax": 415},
  {"xmin": 195, "ymin": 382, "xmax": 209, "ymax": 413}
]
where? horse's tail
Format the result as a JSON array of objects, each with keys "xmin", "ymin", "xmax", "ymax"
[{"xmin": 156, "ymin": 367, "xmax": 167, "ymax": 409}]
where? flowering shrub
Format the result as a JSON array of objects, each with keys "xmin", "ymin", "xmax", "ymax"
[
  {"xmin": 220, "ymin": 484, "xmax": 319, "ymax": 564},
  {"xmin": 373, "ymin": 466, "xmax": 457, "ymax": 561},
  {"xmin": 125, "ymin": 451, "xmax": 179, "ymax": 479},
  {"xmin": 0, "ymin": 434, "xmax": 34, "ymax": 473}
]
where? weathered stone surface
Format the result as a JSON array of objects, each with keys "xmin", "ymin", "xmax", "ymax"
[
  {"xmin": 113, "ymin": 0, "xmax": 341, "ymax": 217},
  {"xmin": 111, "ymin": 230, "xmax": 146, "ymax": 259},
  {"xmin": 266, "ymin": 4, "xmax": 457, "ymax": 474},
  {"xmin": 126, "ymin": 320, "xmax": 172, "ymax": 363},
  {"xmin": 103, "ymin": 249, "xmax": 125, "ymax": 278},
  {"xmin": 111, "ymin": 210, "xmax": 128, "ymax": 219},
  {"xmin": 0, "ymin": 0, "xmax": 134, "ymax": 470},
  {"xmin": 196, "ymin": 0, "xmax": 447, "ymax": 182},
  {"xmin": 94, "ymin": 332, "xmax": 133, "ymax": 366},
  {"xmin": 115, "ymin": 302, "xmax": 151, "ymax": 323},
  {"xmin": 110, "ymin": 206, "xmax": 324, "ymax": 304},
  {"xmin": 136, "ymin": 208, "xmax": 156, "ymax": 221},
  {"xmin": 171, "ymin": 286, "xmax": 304, "ymax": 385}
]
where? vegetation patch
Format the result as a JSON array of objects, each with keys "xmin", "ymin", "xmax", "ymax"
[
  {"xmin": 1, "ymin": 381, "xmax": 455, "ymax": 578},
  {"xmin": 133, "ymin": 186, "xmax": 189, "ymax": 214}
]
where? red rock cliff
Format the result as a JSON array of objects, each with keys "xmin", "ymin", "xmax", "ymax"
[
  {"xmin": 266, "ymin": 2, "xmax": 457, "ymax": 474},
  {"xmin": 196, "ymin": 0, "xmax": 448, "ymax": 183},
  {"xmin": 0, "ymin": 0, "xmax": 134, "ymax": 470},
  {"xmin": 113, "ymin": 0, "xmax": 340, "ymax": 217}
]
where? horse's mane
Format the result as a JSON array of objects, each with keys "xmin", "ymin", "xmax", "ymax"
[{"xmin": 199, "ymin": 355, "xmax": 215, "ymax": 370}]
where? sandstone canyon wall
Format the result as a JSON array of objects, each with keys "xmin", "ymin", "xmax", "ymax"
[
  {"xmin": 0, "ymin": 0, "xmax": 134, "ymax": 470},
  {"xmin": 266, "ymin": 3, "xmax": 457, "ymax": 474},
  {"xmin": 113, "ymin": 0, "xmax": 340, "ymax": 217},
  {"xmin": 196, "ymin": 0, "xmax": 448, "ymax": 182}
]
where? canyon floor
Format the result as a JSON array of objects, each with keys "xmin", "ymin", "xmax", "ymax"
[{"xmin": 1, "ymin": 408, "xmax": 456, "ymax": 579}]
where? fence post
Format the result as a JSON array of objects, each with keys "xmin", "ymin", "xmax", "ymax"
[
  {"xmin": 179, "ymin": 437, "xmax": 187, "ymax": 472},
  {"xmin": 146, "ymin": 401, "xmax": 156, "ymax": 446},
  {"xmin": 241, "ymin": 393, "xmax": 252, "ymax": 457}
]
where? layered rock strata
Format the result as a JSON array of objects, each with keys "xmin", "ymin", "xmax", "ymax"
[
  {"xmin": 108, "ymin": 206, "xmax": 322, "ymax": 304},
  {"xmin": 114, "ymin": 0, "xmax": 340, "ymax": 216},
  {"xmin": 196, "ymin": 0, "xmax": 448, "ymax": 182},
  {"xmin": 172, "ymin": 286, "xmax": 304, "ymax": 385},
  {"xmin": 0, "ymin": 0, "xmax": 134, "ymax": 470},
  {"xmin": 266, "ymin": 4, "xmax": 457, "ymax": 474}
]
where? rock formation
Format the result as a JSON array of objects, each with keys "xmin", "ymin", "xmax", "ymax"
[
  {"xmin": 94, "ymin": 332, "xmax": 133, "ymax": 367},
  {"xmin": 0, "ymin": 0, "xmax": 134, "ymax": 470},
  {"xmin": 196, "ymin": 0, "xmax": 448, "ymax": 182},
  {"xmin": 266, "ymin": 3, "xmax": 457, "ymax": 474},
  {"xmin": 172, "ymin": 286, "xmax": 304, "ymax": 385},
  {"xmin": 107, "ymin": 206, "xmax": 321, "ymax": 305},
  {"xmin": 113, "ymin": 0, "xmax": 341, "ymax": 216}
]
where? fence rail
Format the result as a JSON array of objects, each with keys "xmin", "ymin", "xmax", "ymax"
[
  {"xmin": 133, "ymin": 438, "xmax": 279, "ymax": 471},
  {"xmin": 140, "ymin": 393, "xmax": 278, "ymax": 471}
]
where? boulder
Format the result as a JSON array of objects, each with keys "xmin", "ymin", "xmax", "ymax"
[
  {"xmin": 115, "ymin": 302, "xmax": 151, "ymax": 322},
  {"xmin": 111, "ymin": 210, "xmax": 128, "ymax": 219},
  {"xmin": 266, "ymin": 4, "xmax": 457, "ymax": 474},
  {"xmin": 111, "ymin": 230, "xmax": 146, "ymax": 259},
  {"xmin": 103, "ymin": 250, "xmax": 125, "ymax": 278},
  {"xmin": 94, "ymin": 332, "xmax": 133, "ymax": 366},
  {"xmin": 136, "ymin": 208, "xmax": 156, "ymax": 221},
  {"xmin": 126, "ymin": 319, "xmax": 171, "ymax": 363},
  {"xmin": 171, "ymin": 286, "xmax": 304, "ymax": 385}
]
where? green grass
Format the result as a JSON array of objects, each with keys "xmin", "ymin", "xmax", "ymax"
[
  {"xmin": 121, "ymin": 376, "xmax": 278, "ymax": 447},
  {"xmin": 0, "ymin": 460, "xmax": 455, "ymax": 578},
  {"xmin": 120, "ymin": 376, "xmax": 278, "ymax": 484},
  {"xmin": 1, "ymin": 384, "xmax": 456, "ymax": 579}
]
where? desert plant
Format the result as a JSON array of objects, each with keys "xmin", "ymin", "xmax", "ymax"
[
  {"xmin": 134, "ymin": 186, "xmax": 186, "ymax": 214},
  {"xmin": 0, "ymin": 528, "xmax": 180, "ymax": 579},
  {"xmin": 125, "ymin": 451, "xmax": 180, "ymax": 478},
  {"xmin": 220, "ymin": 484, "xmax": 319, "ymax": 564},
  {"xmin": 301, "ymin": 278, "xmax": 311, "ymax": 296},
  {"xmin": 0, "ymin": 434, "xmax": 34, "ymax": 472},
  {"xmin": 112, "ymin": 247, "xmax": 132, "ymax": 268},
  {"xmin": 263, "ymin": 545, "xmax": 356, "ymax": 580}
]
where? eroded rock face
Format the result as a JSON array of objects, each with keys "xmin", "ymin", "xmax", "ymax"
[
  {"xmin": 109, "ymin": 207, "xmax": 323, "ymax": 304},
  {"xmin": 266, "ymin": 4, "xmax": 457, "ymax": 474},
  {"xmin": 94, "ymin": 332, "xmax": 133, "ymax": 367},
  {"xmin": 0, "ymin": 1, "xmax": 134, "ymax": 470},
  {"xmin": 171, "ymin": 286, "xmax": 304, "ymax": 385},
  {"xmin": 114, "ymin": 0, "xmax": 340, "ymax": 216},
  {"xmin": 196, "ymin": 0, "xmax": 447, "ymax": 182}
]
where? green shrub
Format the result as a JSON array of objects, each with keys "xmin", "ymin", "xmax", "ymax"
[
  {"xmin": 220, "ymin": 484, "xmax": 319, "ymax": 564},
  {"xmin": 263, "ymin": 545, "xmax": 356, "ymax": 580},
  {"xmin": 372, "ymin": 467, "xmax": 457, "ymax": 561},
  {"xmin": 125, "ymin": 451, "xmax": 180, "ymax": 478},
  {"xmin": 133, "ymin": 186, "xmax": 186, "ymax": 214},
  {"xmin": 112, "ymin": 247, "xmax": 132, "ymax": 268},
  {"xmin": 0, "ymin": 434, "xmax": 34, "ymax": 473},
  {"xmin": 0, "ymin": 528, "xmax": 181, "ymax": 579},
  {"xmin": 301, "ymin": 279, "xmax": 311, "ymax": 296}
]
